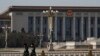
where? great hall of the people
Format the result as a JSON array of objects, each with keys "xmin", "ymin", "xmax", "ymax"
[
  {"xmin": 1, "ymin": 6, "xmax": 100, "ymax": 56},
  {"xmin": 1, "ymin": 6, "xmax": 100, "ymax": 42}
]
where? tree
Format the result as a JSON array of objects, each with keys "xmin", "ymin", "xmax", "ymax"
[
  {"xmin": 0, "ymin": 30, "xmax": 40, "ymax": 48},
  {"xmin": 30, "ymin": 43, "xmax": 36, "ymax": 56},
  {"xmin": 8, "ymin": 32, "xmax": 19, "ymax": 47},
  {"xmin": 0, "ymin": 28, "xmax": 3, "ymax": 33},
  {"xmin": 0, "ymin": 33, "xmax": 5, "ymax": 47},
  {"xmin": 41, "ymin": 50, "xmax": 45, "ymax": 56},
  {"xmin": 23, "ymin": 44, "xmax": 29, "ymax": 56},
  {"xmin": 21, "ymin": 28, "xmax": 25, "ymax": 33}
]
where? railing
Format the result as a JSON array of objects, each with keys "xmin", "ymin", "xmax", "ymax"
[
  {"xmin": 0, "ymin": 50, "xmax": 22, "ymax": 56},
  {"xmin": 0, "ymin": 50, "xmax": 100, "ymax": 56}
]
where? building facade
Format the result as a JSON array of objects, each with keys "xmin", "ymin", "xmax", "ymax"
[{"xmin": 5, "ymin": 6, "xmax": 100, "ymax": 42}]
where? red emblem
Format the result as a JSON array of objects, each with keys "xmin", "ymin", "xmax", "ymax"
[{"xmin": 67, "ymin": 10, "xmax": 73, "ymax": 16}]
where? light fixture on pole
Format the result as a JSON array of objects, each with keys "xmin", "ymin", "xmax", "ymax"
[
  {"xmin": 2, "ymin": 25, "xmax": 9, "ymax": 48},
  {"xmin": 43, "ymin": 6, "xmax": 58, "ymax": 51},
  {"xmin": 37, "ymin": 33, "xmax": 43, "ymax": 48}
]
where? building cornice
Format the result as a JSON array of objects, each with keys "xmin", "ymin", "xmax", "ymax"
[
  {"xmin": 8, "ymin": 6, "xmax": 100, "ymax": 12},
  {"xmin": 1, "ymin": 6, "xmax": 100, "ymax": 16},
  {"xmin": 0, "ymin": 15, "xmax": 10, "ymax": 20}
]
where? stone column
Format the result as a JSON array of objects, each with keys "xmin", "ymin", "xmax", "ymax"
[
  {"xmin": 94, "ymin": 12, "xmax": 97, "ymax": 38},
  {"xmin": 54, "ymin": 14, "xmax": 57, "ymax": 41},
  {"xmin": 33, "ymin": 16, "xmax": 36, "ymax": 35},
  {"xmin": 72, "ymin": 13, "xmax": 76, "ymax": 40},
  {"xmin": 80, "ymin": 13, "xmax": 84, "ymax": 40},
  {"xmin": 9, "ymin": 13, "xmax": 13, "ymax": 32},
  {"xmin": 87, "ymin": 13, "xmax": 91, "ymax": 37},
  {"xmin": 62, "ymin": 13, "xmax": 66, "ymax": 41},
  {"xmin": 40, "ymin": 15, "xmax": 43, "ymax": 35},
  {"xmin": 38, "ymin": 15, "xmax": 43, "ymax": 47}
]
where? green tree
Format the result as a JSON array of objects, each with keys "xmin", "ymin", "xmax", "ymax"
[
  {"xmin": 8, "ymin": 32, "xmax": 20, "ymax": 47},
  {"xmin": 0, "ymin": 33, "xmax": 5, "ymax": 47},
  {"xmin": 0, "ymin": 30, "xmax": 40, "ymax": 48},
  {"xmin": 0, "ymin": 28, "xmax": 3, "ymax": 33},
  {"xmin": 21, "ymin": 28, "xmax": 26, "ymax": 33}
]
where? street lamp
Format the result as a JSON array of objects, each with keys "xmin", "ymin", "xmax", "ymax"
[
  {"xmin": 2, "ymin": 25, "xmax": 9, "ymax": 48},
  {"xmin": 43, "ymin": 6, "xmax": 58, "ymax": 51},
  {"xmin": 37, "ymin": 33, "xmax": 43, "ymax": 48}
]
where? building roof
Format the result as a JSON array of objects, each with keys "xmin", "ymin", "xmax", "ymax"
[
  {"xmin": 8, "ymin": 6, "xmax": 100, "ymax": 12},
  {"xmin": 0, "ymin": 15, "xmax": 10, "ymax": 20},
  {"xmin": 2, "ymin": 6, "xmax": 100, "ymax": 14},
  {"xmin": 1, "ymin": 6, "xmax": 100, "ymax": 17}
]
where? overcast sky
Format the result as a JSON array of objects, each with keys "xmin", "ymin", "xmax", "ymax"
[{"xmin": 0, "ymin": 0, "xmax": 100, "ymax": 14}]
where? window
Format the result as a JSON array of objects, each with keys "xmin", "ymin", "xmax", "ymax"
[
  {"xmin": 43, "ymin": 17, "xmax": 48, "ymax": 24},
  {"xmin": 84, "ymin": 17, "xmax": 88, "ymax": 39},
  {"xmin": 57, "ymin": 17, "xmax": 63, "ymax": 32},
  {"xmin": 91, "ymin": 28, "xmax": 93, "ymax": 37},
  {"xmin": 28, "ymin": 16, "xmax": 33, "ymax": 32},
  {"xmin": 91, "ymin": 17, "xmax": 95, "ymax": 24},
  {"xmin": 36, "ymin": 27, "xmax": 40, "ymax": 33},
  {"xmin": 36, "ymin": 16, "xmax": 40, "ymax": 24},
  {"xmin": 75, "ymin": 17, "xmax": 81, "ymax": 41},
  {"xmin": 57, "ymin": 17, "xmax": 63, "ymax": 41},
  {"xmin": 97, "ymin": 28, "xmax": 100, "ymax": 37},
  {"xmin": 98, "ymin": 17, "xmax": 100, "ymax": 24},
  {"xmin": 43, "ymin": 28, "xmax": 46, "ymax": 34},
  {"xmin": 65, "ymin": 17, "xmax": 73, "ymax": 41}
]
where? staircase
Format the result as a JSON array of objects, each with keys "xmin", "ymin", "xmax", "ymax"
[{"xmin": 53, "ymin": 42, "xmax": 66, "ymax": 49}]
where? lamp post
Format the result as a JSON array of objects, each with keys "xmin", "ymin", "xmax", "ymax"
[
  {"xmin": 2, "ymin": 25, "xmax": 8, "ymax": 48},
  {"xmin": 5, "ymin": 25, "xmax": 8, "ymax": 48},
  {"xmin": 43, "ymin": 6, "xmax": 58, "ymax": 51},
  {"xmin": 37, "ymin": 33, "xmax": 43, "ymax": 48}
]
